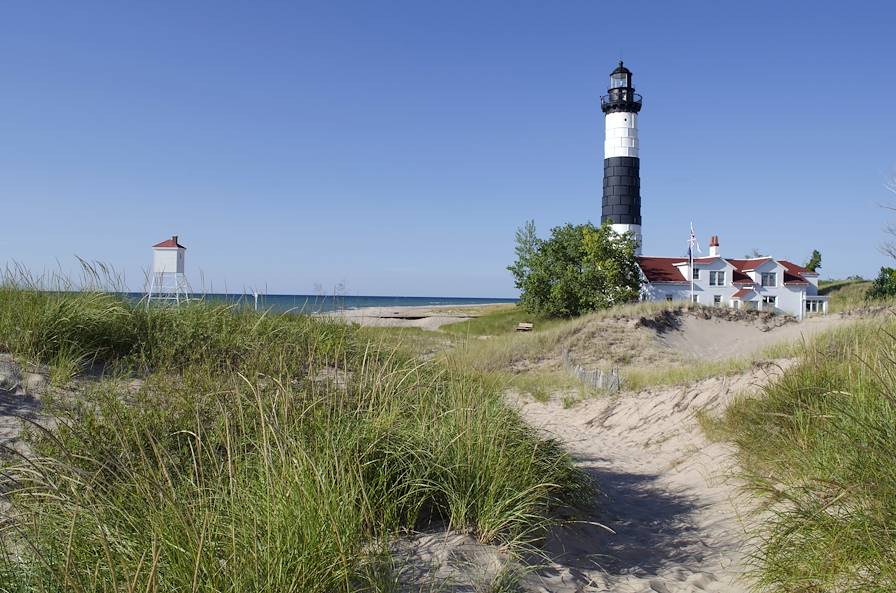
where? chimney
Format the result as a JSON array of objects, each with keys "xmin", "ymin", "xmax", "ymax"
[
  {"xmin": 172, "ymin": 235, "xmax": 178, "ymax": 245},
  {"xmin": 709, "ymin": 235, "xmax": 720, "ymax": 257}
]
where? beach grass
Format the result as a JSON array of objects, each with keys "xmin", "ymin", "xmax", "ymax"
[
  {"xmin": 0, "ymin": 280, "xmax": 588, "ymax": 592},
  {"xmin": 443, "ymin": 301, "xmax": 684, "ymax": 374},
  {"xmin": 442, "ymin": 305, "xmax": 560, "ymax": 337},
  {"xmin": 441, "ymin": 301, "xmax": 788, "ymax": 396},
  {"xmin": 705, "ymin": 319, "xmax": 896, "ymax": 592},
  {"xmin": 822, "ymin": 280, "xmax": 872, "ymax": 312},
  {"xmin": 618, "ymin": 358, "xmax": 756, "ymax": 392}
]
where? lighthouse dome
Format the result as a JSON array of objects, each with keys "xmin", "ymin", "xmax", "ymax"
[{"xmin": 601, "ymin": 61, "xmax": 642, "ymax": 114}]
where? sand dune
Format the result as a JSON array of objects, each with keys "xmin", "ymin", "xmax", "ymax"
[
  {"xmin": 654, "ymin": 313, "xmax": 846, "ymax": 361},
  {"xmin": 390, "ymin": 362, "xmax": 786, "ymax": 592},
  {"xmin": 513, "ymin": 364, "xmax": 784, "ymax": 592}
]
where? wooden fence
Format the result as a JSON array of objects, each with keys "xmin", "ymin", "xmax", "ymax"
[{"xmin": 560, "ymin": 350, "xmax": 621, "ymax": 393}]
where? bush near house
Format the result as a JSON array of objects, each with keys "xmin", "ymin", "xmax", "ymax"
[{"xmin": 508, "ymin": 220, "xmax": 641, "ymax": 318}]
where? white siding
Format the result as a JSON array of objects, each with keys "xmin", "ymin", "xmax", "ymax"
[
  {"xmin": 152, "ymin": 248, "xmax": 185, "ymax": 274},
  {"xmin": 642, "ymin": 257, "xmax": 817, "ymax": 318}
]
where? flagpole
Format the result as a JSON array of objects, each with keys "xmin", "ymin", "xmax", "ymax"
[
  {"xmin": 688, "ymin": 222, "xmax": 698, "ymax": 306},
  {"xmin": 690, "ymin": 248, "xmax": 694, "ymax": 304}
]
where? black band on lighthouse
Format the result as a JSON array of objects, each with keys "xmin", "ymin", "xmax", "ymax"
[{"xmin": 601, "ymin": 156, "xmax": 641, "ymax": 225}]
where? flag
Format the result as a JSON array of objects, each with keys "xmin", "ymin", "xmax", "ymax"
[{"xmin": 687, "ymin": 222, "xmax": 701, "ymax": 260}]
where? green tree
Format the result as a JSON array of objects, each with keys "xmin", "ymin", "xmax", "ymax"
[
  {"xmin": 804, "ymin": 249, "xmax": 822, "ymax": 272},
  {"xmin": 507, "ymin": 220, "xmax": 539, "ymax": 286},
  {"xmin": 867, "ymin": 267, "xmax": 896, "ymax": 300},
  {"xmin": 507, "ymin": 221, "xmax": 641, "ymax": 317}
]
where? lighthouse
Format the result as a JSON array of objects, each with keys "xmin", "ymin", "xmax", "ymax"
[
  {"xmin": 601, "ymin": 61, "xmax": 643, "ymax": 254},
  {"xmin": 147, "ymin": 235, "xmax": 191, "ymax": 305}
]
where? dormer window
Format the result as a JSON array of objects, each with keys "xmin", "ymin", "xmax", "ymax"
[
  {"xmin": 761, "ymin": 272, "xmax": 777, "ymax": 287},
  {"xmin": 709, "ymin": 271, "xmax": 725, "ymax": 286}
]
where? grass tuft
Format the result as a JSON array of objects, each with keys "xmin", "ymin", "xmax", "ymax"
[
  {"xmin": 0, "ymin": 278, "xmax": 588, "ymax": 591},
  {"xmin": 710, "ymin": 319, "xmax": 896, "ymax": 592}
]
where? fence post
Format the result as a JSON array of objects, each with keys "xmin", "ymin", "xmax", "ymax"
[{"xmin": 560, "ymin": 349, "xmax": 621, "ymax": 394}]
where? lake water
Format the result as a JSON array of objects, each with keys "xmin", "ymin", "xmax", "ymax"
[{"xmin": 127, "ymin": 293, "xmax": 517, "ymax": 314}]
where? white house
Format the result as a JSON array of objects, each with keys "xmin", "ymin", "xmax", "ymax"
[{"xmin": 637, "ymin": 236, "xmax": 828, "ymax": 319}]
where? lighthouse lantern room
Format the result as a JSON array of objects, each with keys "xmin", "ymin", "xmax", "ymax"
[
  {"xmin": 147, "ymin": 235, "xmax": 191, "ymax": 305},
  {"xmin": 601, "ymin": 61, "xmax": 643, "ymax": 254}
]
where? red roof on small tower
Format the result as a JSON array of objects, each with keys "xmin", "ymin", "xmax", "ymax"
[{"xmin": 153, "ymin": 235, "xmax": 186, "ymax": 249}]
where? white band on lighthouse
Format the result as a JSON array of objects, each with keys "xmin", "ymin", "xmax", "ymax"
[
  {"xmin": 610, "ymin": 223, "xmax": 642, "ymax": 239},
  {"xmin": 604, "ymin": 112, "xmax": 639, "ymax": 159}
]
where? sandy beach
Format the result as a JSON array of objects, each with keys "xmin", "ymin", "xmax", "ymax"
[{"xmin": 323, "ymin": 303, "xmax": 513, "ymax": 330}]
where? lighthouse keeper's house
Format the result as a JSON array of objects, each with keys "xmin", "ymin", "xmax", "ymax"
[{"xmin": 636, "ymin": 236, "xmax": 828, "ymax": 320}]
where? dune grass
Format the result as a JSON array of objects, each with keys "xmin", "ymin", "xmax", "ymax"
[
  {"xmin": 0, "ymin": 283, "xmax": 588, "ymax": 592},
  {"xmin": 441, "ymin": 301, "xmax": 790, "ymax": 397},
  {"xmin": 442, "ymin": 305, "xmax": 558, "ymax": 337},
  {"xmin": 443, "ymin": 301, "xmax": 684, "ymax": 374},
  {"xmin": 619, "ymin": 358, "xmax": 756, "ymax": 392},
  {"xmin": 706, "ymin": 319, "xmax": 896, "ymax": 592},
  {"xmin": 821, "ymin": 280, "xmax": 872, "ymax": 312}
]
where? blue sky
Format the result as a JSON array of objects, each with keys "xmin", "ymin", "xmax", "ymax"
[{"xmin": 1, "ymin": 1, "xmax": 894, "ymax": 296}]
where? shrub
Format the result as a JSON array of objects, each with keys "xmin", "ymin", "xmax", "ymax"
[
  {"xmin": 507, "ymin": 221, "xmax": 640, "ymax": 318},
  {"xmin": 866, "ymin": 266, "xmax": 896, "ymax": 301}
]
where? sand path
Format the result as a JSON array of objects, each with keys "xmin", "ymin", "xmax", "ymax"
[{"xmin": 514, "ymin": 363, "xmax": 785, "ymax": 592}]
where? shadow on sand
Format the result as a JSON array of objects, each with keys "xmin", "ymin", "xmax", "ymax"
[{"xmin": 538, "ymin": 457, "xmax": 708, "ymax": 581}]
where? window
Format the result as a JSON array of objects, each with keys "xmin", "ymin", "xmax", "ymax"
[
  {"xmin": 691, "ymin": 294, "xmax": 699, "ymax": 303},
  {"xmin": 713, "ymin": 295, "xmax": 722, "ymax": 306},
  {"xmin": 665, "ymin": 294, "xmax": 673, "ymax": 302},
  {"xmin": 709, "ymin": 271, "xmax": 725, "ymax": 286},
  {"xmin": 733, "ymin": 300, "xmax": 741, "ymax": 310},
  {"xmin": 762, "ymin": 295, "xmax": 777, "ymax": 309},
  {"xmin": 806, "ymin": 299, "xmax": 824, "ymax": 314},
  {"xmin": 761, "ymin": 272, "xmax": 777, "ymax": 287},
  {"xmin": 692, "ymin": 267, "xmax": 700, "ymax": 280}
]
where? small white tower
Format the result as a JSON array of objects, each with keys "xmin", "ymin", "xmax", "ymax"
[{"xmin": 147, "ymin": 235, "xmax": 191, "ymax": 305}]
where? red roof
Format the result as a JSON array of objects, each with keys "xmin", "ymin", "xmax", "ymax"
[
  {"xmin": 731, "ymin": 270, "xmax": 754, "ymax": 285},
  {"xmin": 637, "ymin": 257, "xmax": 688, "ymax": 283},
  {"xmin": 687, "ymin": 256, "xmax": 722, "ymax": 265},
  {"xmin": 728, "ymin": 257, "xmax": 771, "ymax": 272},
  {"xmin": 639, "ymin": 255, "xmax": 813, "ymax": 287},
  {"xmin": 783, "ymin": 271, "xmax": 808, "ymax": 286},
  {"xmin": 153, "ymin": 235, "xmax": 186, "ymax": 249},
  {"xmin": 731, "ymin": 288, "xmax": 754, "ymax": 299},
  {"xmin": 779, "ymin": 260, "xmax": 818, "ymax": 277}
]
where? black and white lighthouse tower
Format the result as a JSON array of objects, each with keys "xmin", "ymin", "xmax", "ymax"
[{"xmin": 601, "ymin": 61, "xmax": 643, "ymax": 254}]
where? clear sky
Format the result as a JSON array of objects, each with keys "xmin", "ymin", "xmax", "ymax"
[{"xmin": 2, "ymin": 1, "xmax": 894, "ymax": 296}]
